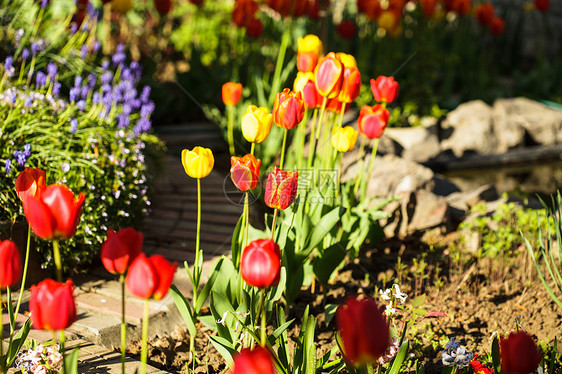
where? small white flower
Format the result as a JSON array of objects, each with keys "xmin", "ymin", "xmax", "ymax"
[
  {"xmin": 216, "ymin": 311, "xmax": 228, "ymax": 326},
  {"xmin": 61, "ymin": 162, "xmax": 70, "ymax": 172},
  {"xmin": 380, "ymin": 288, "xmax": 392, "ymax": 301},
  {"xmin": 384, "ymin": 305, "xmax": 396, "ymax": 316},
  {"xmin": 393, "ymin": 284, "xmax": 408, "ymax": 304}
]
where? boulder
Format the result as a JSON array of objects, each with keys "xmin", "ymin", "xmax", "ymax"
[
  {"xmin": 383, "ymin": 125, "xmax": 441, "ymax": 162},
  {"xmin": 440, "ymin": 100, "xmax": 497, "ymax": 157}
]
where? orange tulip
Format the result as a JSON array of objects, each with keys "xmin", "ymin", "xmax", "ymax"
[
  {"xmin": 370, "ymin": 76, "xmax": 399, "ymax": 104},
  {"xmin": 273, "ymin": 89, "xmax": 305, "ymax": 130},
  {"xmin": 338, "ymin": 66, "xmax": 362, "ymax": 104},
  {"xmin": 264, "ymin": 167, "xmax": 298, "ymax": 210},
  {"xmin": 222, "ymin": 82, "xmax": 243, "ymax": 106},
  {"xmin": 230, "ymin": 154, "xmax": 261, "ymax": 191},
  {"xmin": 314, "ymin": 52, "xmax": 344, "ymax": 98},
  {"xmin": 15, "ymin": 167, "xmax": 46, "ymax": 201},
  {"xmin": 489, "ymin": 16, "xmax": 505, "ymax": 35},
  {"xmin": 475, "ymin": 3, "xmax": 495, "ymax": 25},
  {"xmin": 358, "ymin": 104, "xmax": 390, "ymax": 139}
]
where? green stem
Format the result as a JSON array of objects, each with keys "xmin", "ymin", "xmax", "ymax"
[
  {"xmin": 259, "ymin": 289, "xmax": 266, "ymax": 346},
  {"xmin": 307, "ymin": 109, "xmax": 319, "ymax": 169},
  {"xmin": 120, "ymin": 274, "xmax": 126, "ymax": 374},
  {"xmin": 227, "ymin": 105, "xmax": 235, "ymax": 155},
  {"xmin": 361, "ymin": 138, "xmax": 379, "ymax": 202},
  {"xmin": 59, "ymin": 330, "xmax": 66, "ymax": 374},
  {"xmin": 353, "ymin": 137, "xmax": 367, "ymax": 195},
  {"xmin": 13, "ymin": 225, "xmax": 31, "ymax": 323},
  {"xmin": 367, "ymin": 364, "xmax": 374, "ymax": 374},
  {"xmin": 194, "ymin": 178, "xmax": 202, "ymax": 298},
  {"xmin": 270, "ymin": 209, "xmax": 278, "ymax": 240},
  {"xmin": 52, "ymin": 240, "xmax": 63, "ymax": 282},
  {"xmin": 312, "ymin": 97, "xmax": 328, "ymax": 185},
  {"xmin": 140, "ymin": 299, "xmax": 150, "ymax": 374},
  {"xmin": 268, "ymin": 28, "xmax": 292, "ymax": 104},
  {"xmin": 244, "ymin": 192, "xmax": 249, "ymax": 250},
  {"xmin": 298, "ymin": 108, "xmax": 308, "ymax": 170},
  {"xmin": 250, "ymin": 142, "xmax": 255, "ymax": 156},
  {"xmin": 279, "ymin": 128, "xmax": 288, "ymax": 170},
  {"xmin": 0, "ymin": 288, "xmax": 4, "ymax": 373}
]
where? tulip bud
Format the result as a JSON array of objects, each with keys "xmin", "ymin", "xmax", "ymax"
[
  {"xmin": 126, "ymin": 253, "xmax": 178, "ymax": 300},
  {"xmin": 230, "ymin": 154, "xmax": 261, "ymax": 191},
  {"xmin": 0, "ymin": 240, "xmax": 22, "ymax": 288},
  {"xmin": 246, "ymin": 17, "xmax": 264, "ymax": 38},
  {"xmin": 500, "ymin": 331, "xmax": 541, "ymax": 374},
  {"xmin": 231, "ymin": 346, "xmax": 276, "ymax": 374},
  {"xmin": 336, "ymin": 295, "xmax": 390, "ymax": 366},
  {"xmin": 264, "ymin": 167, "xmax": 298, "ymax": 210},
  {"xmin": 30, "ymin": 279, "xmax": 77, "ymax": 331},
  {"xmin": 358, "ymin": 104, "xmax": 390, "ymax": 139},
  {"xmin": 222, "ymin": 82, "xmax": 243, "ymax": 106},
  {"xmin": 475, "ymin": 3, "xmax": 495, "ymax": 26},
  {"xmin": 331, "ymin": 126, "xmax": 358, "ymax": 153},
  {"xmin": 314, "ymin": 52, "xmax": 344, "ymax": 98},
  {"xmin": 240, "ymin": 239, "xmax": 281, "ymax": 288},
  {"xmin": 241, "ymin": 105, "xmax": 273, "ymax": 143},
  {"xmin": 181, "ymin": 146, "xmax": 214, "ymax": 179},
  {"xmin": 101, "ymin": 228, "xmax": 143, "ymax": 275},
  {"xmin": 23, "ymin": 184, "xmax": 85, "ymax": 241},
  {"xmin": 273, "ymin": 88, "xmax": 305, "ymax": 130},
  {"xmin": 154, "ymin": 0, "xmax": 172, "ymax": 15},
  {"xmin": 232, "ymin": 0, "xmax": 258, "ymax": 27},
  {"xmin": 338, "ymin": 66, "xmax": 362, "ymax": 104},
  {"xmin": 489, "ymin": 16, "xmax": 505, "ymax": 35},
  {"xmin": 370, "ymin": 76, "xmax": 399, "ymax": 104},
  {"xmin": 337, "ymin": 20, "xmax": 356, "ymax": 39},
  {"xmin": 534, "ymin": 0, "xmax": 550, "ymax": 12},
  {"xmin": 15, "ymin": 167, "xmax": 46, "ymax": 201}
]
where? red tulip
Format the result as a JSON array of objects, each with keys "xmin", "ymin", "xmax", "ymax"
[
  {"xmin": 357, "ymin": 0, "xmax": 382, "ymax": 19},
  {"xmin": 489, "ymin": 16, "xmax": 505, "ymax": 35},
  {"xmin": 22, "ymin": 184, "xmax": 85, "ymax": 241},
  {"xmin": 30, "ymin": 279, "xmax": 76, "ymax": 331},
  {"xmin": 500, "ymin": 331, "xmax": 541, "ymax": 374},
  {"xmin": 307, "ymin": 0, "xmax": 320, "ymax": 19},
  {"xmin": 101, "ymin": 228, "xmax": 143, "ymax": 275},
  {"xmin": 338, "ymin": 66, "xmax": 362, "ymax": 104},
  {"xmin": 273, "ymin": 88, "xmax": 305, "ymax": 130},
  {"xmin": 231, "ymin": 346, "xmax": 276, "ymax": 374},
  {"xmin": 534, "ymin": 0, "xmax": 550, "ymax": 12},
  {"xmin": 189, "ymin": 0, "xmax": 203, "ymax": 5},
  {"xmin": 15, "ymin": 167, "xmax": 46, "ymax": 201},
  {"xmin": 232, "ymin": 0, "xmax": 258, "ymax": 27},
  {"xmin": 222, "ymin": 82, "xmax": 243, "ymax": 106},
  {"xmin": 475, "ymin": 3, "xmax": 495, "ymax": 26},
  {"xmin": 337, "ymin": 20, "xmax": 356, "ymax": 39},
  {"xmin": 264, "ymin": 167, "xmax": 298, "ymax": 210},
  {"xmin": 230, "ymin": 154, "xmax": 261, "ymax": 191},
  {"xmin": 297, "ymin": 52, "xmax": 319, "ymax": 73},
  {"xmin": 126, "ymin": 253, "xmax": 177, "ymax": 300},
  {"xmin": 336, "ymin": 295, "xmax": 390, "ymax": 366},
  {"xmin": 154, "ymin": 0, "xmax": 172, "ymax": 15},
  {"xmin": 358, "ymin": 104, "xmax": 390, "ymax": 139},
  {"xmin": 326, "ymin": 97, "xmax": 346, "ymax": 113},
  {"xmin": 314, "ymin": 52, "xmax": 344, "ymax": 98},
  {"xmin": 246, "ymin": 17, "xmax": 264, "ymax": 38},
  {"xmin": 419, "ymin": 0, "xmax": 437, "ymax": 17},
  {"xmin": 0, "ymin": 240, "xmax": 22, "ymax": 288},
  {"xmin": 370, "ymin": 76, "xmax": 399, "ymax": 103},
  {"xmin": 240, "ymin": 239, "xmax": 281, "ymax": 288},
  {"xmin": 302, "ymin": 79, "xmax": 323, "ymax": 109}
]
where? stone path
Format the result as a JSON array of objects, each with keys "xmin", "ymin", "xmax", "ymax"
[{"xmin": 2, "ymin": 122, "xmax": 242, "ymax": 373}]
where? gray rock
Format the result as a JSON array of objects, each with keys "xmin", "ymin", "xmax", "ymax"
[
  {"xmin": 492, "ymin": 97, "xmax": 562, "ymax": 146},
  {"xmin": 440, "ymin": 100, "xmax": 497, "ymax": 157},
  {"xmin": 384, "ymin": 125, "xmax": 441, "ymax": 162},
  {"xmin": 492, "ymin": 98, "xmax": 527, "ymax": 152}
]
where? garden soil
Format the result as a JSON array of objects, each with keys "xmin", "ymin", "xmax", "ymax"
[{"xmin": 126, "ymin": 232, "xmax": 562, "ymax": 373}]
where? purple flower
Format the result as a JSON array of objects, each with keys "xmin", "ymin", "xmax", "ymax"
[
  {"xmin": 47, "ymin": 62, "xmax": 57, "ymax": 79},
  {"xmin": 77, "ymin": 100, "xmax": 86, "ymax": 111},
  {"xmin": 112, "ymin": 44, "xmax": 126, "ymax": 66},
  {"xmin": 124, "ymin": 88, "xmax": 137, "ymax": 102},
  {"xmin": 140, "ymin": 86, "xmax": 151, "ymax": 103},
  {"xmin": 24, "ymin": 96, "xmax": 33, "ymax": 107},
  {"xmin": 101, "ymin": 71, "xmax": 113, "ymax": 85},
  {"xmin": 102, "ymin": 60, "xmax": 110, "ymax": 70},
  {"xmin": 92, "ymin": 41, "xmax": 100, "ymax": 54},
  {"xmin": 70, "ymin": 23, "xmax": 78, "ymax": 34},
  {"xmin": 53, "ymin": 82, "xmax": 61, "ymax": 96},
  {"xmin": 122, "ymin": 103, "xmax": 132, "ymax": 115},
  {"xmin": 81, "ymin": 45, "xmax": 88, "ymax": 59},
  {"xmin": 101, "ymin": 84, "xmax": 111, "ymax": 94},
  {"xmin": 140, "ymin": 102, "xmax": 155, "ymax": 118},
  {"xmin": 117, "ymin": 114, "xmax": 130, "ymax": 128},
  {"xmin": 5, "ymin": 159, "xmax": 11, "ymax": 176},
  {"xmin": 21, "ymin": 49, "xmax": 30, "ymax": 61},
  {"xmin": 31, "ymin": 40, "xmax": 45, "ymax": 55},
  {"xmin": 81, "ymin": 85, "xmax": 90, "ymax": 99},
  {"xmin": 23, "ymin": 144, "xmax": 31, "ymax": 157},
  {"xmin": 69, "ymin": 87, "xmax": 79, "ymax": 102},
  {"xmin": 70, "ymin": 118, "xmax": 78, "ymax": 134},
  {"xmin": 121, "ymin": 68, "xmax": 132, "ymax": 81},
  {"xmin": 74, "ymin": 76, "xmax": 82, "ymax": 88},
  {"xmin": 41, "ymin": 0, "xmax": 48, "ymax": 8},
  {"xmin": 35, "ymin": 71, "xmax": 47, "ymax": 88},
  {"xmin": 4, "ymin": 56, "xmax": 13, "ymax": 70},
  {"xmin": 92, "ymin": 92, "xmax": 100, "ymax": 104},
  {"xmin": 88, "ymin": 73, "xmax": 97, "ymax": 88}
]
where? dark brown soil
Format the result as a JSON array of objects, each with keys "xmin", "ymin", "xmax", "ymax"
[{"xmin": 126, "ymin": 231, "xmax": 562, "ymax": 373}]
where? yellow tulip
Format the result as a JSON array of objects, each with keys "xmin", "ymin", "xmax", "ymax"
[
  {"xmin": 331, "ymin": 126, "xmax": 358, "ymax": 153},
  {"xmin": 181, "ymin": 147, "xmax": 214, "ymax": 179},
  {"xmin": 294, "ymin": 72, "xmax": 315, "ymax": 93},
  {"xmin": 241, "ymin": 105, "xmax": 273, "ymax": 144},
  {"xmin": 336, "ymin": 53, "xmax": 357, "ymax": 69},
  {"xmin": 297, "ymin": 34, "xmax": 323, "ymax": 57}
]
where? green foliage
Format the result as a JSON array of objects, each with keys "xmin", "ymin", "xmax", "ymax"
[
  {"xmin": 458, "ymin": 200, "xmax": 554, "ymax": 259},
  {"xmin": 0, "ymin": 0, "xmax": 164, "ymax": 273}
]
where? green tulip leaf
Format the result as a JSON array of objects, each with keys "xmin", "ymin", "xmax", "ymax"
[
  {"xmin": 169, "ymin": 284, "xmax": 197, "ymax": 338},
  {"xmin": 388, "ymin": 339, "xmax": 409, "ymax": 374}
]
